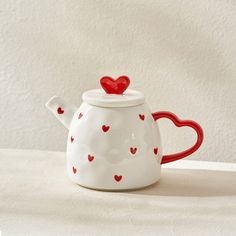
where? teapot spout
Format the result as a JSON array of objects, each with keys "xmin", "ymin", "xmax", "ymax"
[{"xmin": 45, "ymin": 96, "xmax": 77, "ymax": 129}]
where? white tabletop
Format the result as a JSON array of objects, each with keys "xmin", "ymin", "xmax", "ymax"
[{"xmin": 0, "ymin": 149, "xmax": 236, "ymax": 236}]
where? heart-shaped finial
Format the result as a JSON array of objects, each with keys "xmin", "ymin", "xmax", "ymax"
[{"xmin": 100, "ymin": 76, "xmax": 130, "ymax": 94}]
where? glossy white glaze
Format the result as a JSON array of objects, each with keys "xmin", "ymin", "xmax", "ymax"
[
  {"xmin": 67, "ymin": 102, "xmax": 162, "ymax": 190},
  {"xmin": 46, "ymin": 94, "xmax": 162, "ymax": 190},
  {"xmin": 82, "ymin": 89, "xmax": 145, "ymax": 107}
]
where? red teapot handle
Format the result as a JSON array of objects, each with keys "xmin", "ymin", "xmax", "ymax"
[{"xmin": 152, "ymin": 111, "xmax": 204, "ymax": 164}]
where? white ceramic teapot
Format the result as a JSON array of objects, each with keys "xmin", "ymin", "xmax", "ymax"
[{"xmin": 46, "ymin": 76, "xmax": 203, "ymax": 190}]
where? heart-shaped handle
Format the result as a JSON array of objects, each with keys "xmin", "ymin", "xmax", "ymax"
[
  {"xmin": 100, "ymin": 76, "xmax": 130, "ymax": 94},
  {"xmin": 152, "ymin": 111, "xmax": 204, "ymax": 164}
]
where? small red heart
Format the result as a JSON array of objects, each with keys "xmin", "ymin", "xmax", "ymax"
[
  {"xmin": 114, "ymin": 175, "xmax": 122, "ymax": 182},
  {"xmin": 57, "ymin": 107, "xmax": 64, "ymax": 114},
  {"xmin": 130, "ymin": 147, "xmax": 137, "ymax": 155},
  {"xmin": 72, "ymin": 166, "xmax": 77, "ymax": 174},
  {"xmin": 154, "ymin": 147, "xmax": 158, "ymax": 155},
  {"xmin": 88, "ymin": 154, "xmax": 94, "ymax": 162},
  {"xmin": 102, "ymin": 125, "xmax": 110, "ymax": 132},
  {"xmin": 100, "ymin": 76, "xmax": 130, "ymax": 94},
  {"xmin": 139, "ymin": 114, "xmax": 145, "ymax": 120},
  {"xmin": 78, "ymin": 112, "xmax": 83, "ymax": 119},
  {"xmin": 70, "ymin": 136, "xmax": 74, "ymax": 143}
]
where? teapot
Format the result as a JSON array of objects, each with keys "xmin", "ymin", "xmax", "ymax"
[{"xmin": 46, "ymin": 76, "xmax": 203, "ymax": 190}]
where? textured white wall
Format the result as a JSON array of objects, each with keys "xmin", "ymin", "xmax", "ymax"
[{"xmin": 0, "ymin": 0, "xmax": 235, "ymax": 162}]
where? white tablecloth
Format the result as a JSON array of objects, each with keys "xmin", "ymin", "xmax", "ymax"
[{"xmin": 0, "ymin": 149, "xmax": 236, "ymax": 236}]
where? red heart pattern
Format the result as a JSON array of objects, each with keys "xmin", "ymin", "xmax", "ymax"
[
  {"xmin": 78, "ymin": 112, "xmax": 83, "ymax": 119},
  {"xmin": 130, "ymin": 147, "xmax": 137, "ymax": 155},
  {"xmin": 72, "ymin": 166, "xmax": 77, "ymax": 174},
  {"xmin": 114, "ymin": 175, "xmax": 122, "ymax": 182},
  {"xmin": 102, "ymin": 125, "xmax": 110, "ymax": 132},
  {"xmin": 71, "ymin": 111, "xmax": 161, "ymax": 183},
  {"xmin": 139, "ymin": 114, "xmax": 145, "ymax": 120},
  {"xmin": 100, "ymin": 76, "xmax": 130, "ymax": 94},
  {"xmin": 57, "ymin": 107, "xmax": 64, "ymax": 114},
  {"xmin": 154, "ymin": 147, "xmax": 158, "ymax": 155},
  {"xmin": 88, "ymin": 154, "xmax": 94, "ymax": 162}
]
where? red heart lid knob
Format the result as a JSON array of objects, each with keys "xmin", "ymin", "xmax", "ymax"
[
  {"xmin": 100, "ymin": 76, "xmax": 130, "ymax": 94},
  {"xmin": 82, "ymin": 75, "xmax": 145, "ymax": 108}
]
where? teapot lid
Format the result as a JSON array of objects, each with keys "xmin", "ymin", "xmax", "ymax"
[{"xmin": 82, "ymin": 76, "xmax": 145, "ymax": 108}]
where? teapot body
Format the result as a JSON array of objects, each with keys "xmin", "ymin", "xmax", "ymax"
[{"xmin": 67, "ymin": 102, "xmax": 162, "ymax": 190}]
